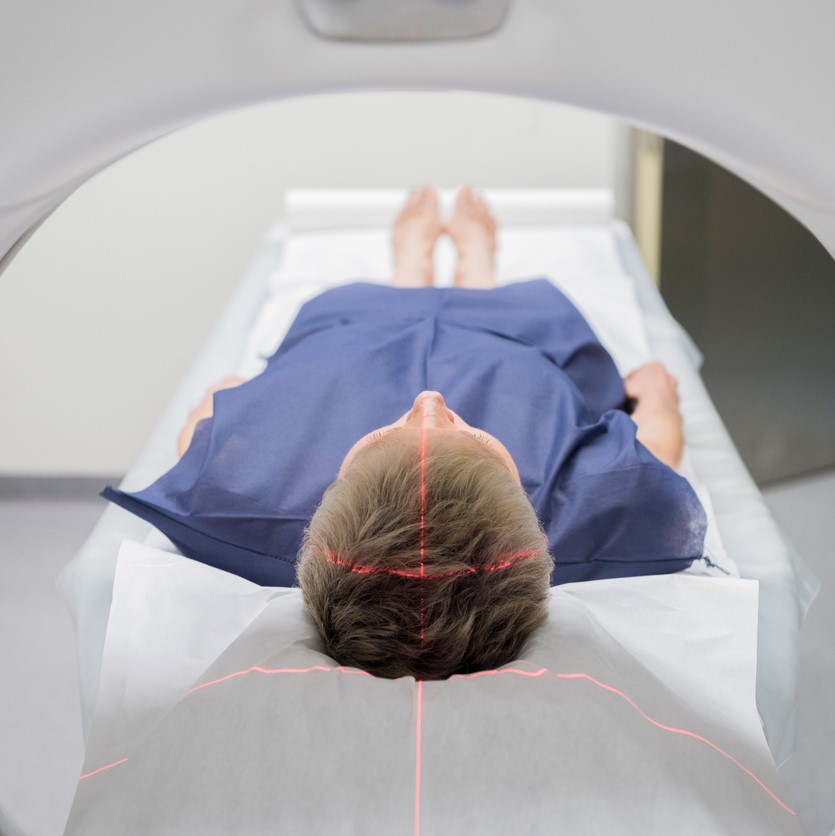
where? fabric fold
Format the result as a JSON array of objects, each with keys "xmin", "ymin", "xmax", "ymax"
[{"xmin": 103, "ymin": 278, "xmax": 705, "ymax": 586}]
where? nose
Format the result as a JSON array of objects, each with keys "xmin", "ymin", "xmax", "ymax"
[{"xmin": 407, "ymin": 391, "xmax": 455, "ymax": 428}]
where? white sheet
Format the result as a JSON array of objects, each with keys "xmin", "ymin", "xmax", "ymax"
[
  {"xmin": 97, "ymin": 541, "xmax": 758, "ymax": 751},
  {"xmin": 67, "ymin": 539, "xmax": 802, "ymax": 835}
]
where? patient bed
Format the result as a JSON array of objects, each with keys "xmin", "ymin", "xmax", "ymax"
[{"xmin": 56, "ymin": 189, "xmax": 819, "ymax": 834}]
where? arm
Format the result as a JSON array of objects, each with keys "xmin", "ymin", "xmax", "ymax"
[
  {"xmin": 623, "ymin": 362, "xmax": 684, "ymax": 470},
  {"xmin": 176, "ymin": 375, "xmax": 247, "ymax": 459}
]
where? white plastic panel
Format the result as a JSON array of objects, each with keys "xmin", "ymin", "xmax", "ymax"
[
  {"xmin": 1, "ymin": 1, "xmax": 834, "ymax": 273},
  {"xmin": 285, "ymin": 188, "xmax": 615, "ymax": 231}
]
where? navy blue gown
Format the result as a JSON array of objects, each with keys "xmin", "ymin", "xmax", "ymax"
[{"xmin": 103, "ymin": 279, "xmax": 706, "ymax": 586}]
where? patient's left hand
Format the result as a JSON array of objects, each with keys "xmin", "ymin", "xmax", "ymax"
[
  {"xmin": 623, "ymin": 362, "xmax": 683, "ymax": 469},
  {"xmin": 624, "ymin": 362, "xmax": 680, "ymax": 413}
]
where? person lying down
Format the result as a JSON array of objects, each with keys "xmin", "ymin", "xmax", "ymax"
[{"xmin": 103, "ymin": 186, "xmax": 706, "ymax": 682}]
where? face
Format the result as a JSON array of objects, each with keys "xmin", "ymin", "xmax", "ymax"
[{"xmin": 338, "ymin": 391, "xmax": 521, "ymax": 484}]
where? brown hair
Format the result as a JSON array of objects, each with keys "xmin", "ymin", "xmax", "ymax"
[{"xmin": 296, "ymin": 434, "xmax": 554, "ymax": 680}]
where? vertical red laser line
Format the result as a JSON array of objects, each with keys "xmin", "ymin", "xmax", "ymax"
[
  {"xmin": 419, "ymin": 421, "xmax": 426, "ymax": 642},
  {"xmin": 415, "ymin": 418, "xmax": 427, "ymax": 836},
  {"xmin": 415, "ymin": 679, "xmax": 423, "ymax": 836}
]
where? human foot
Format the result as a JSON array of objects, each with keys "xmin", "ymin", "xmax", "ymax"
[
  {"xmin": 445, "ymin": 187, "xmax": 497, "ymax": 289},
  {"xmin": 391, "ymin": 186, "xmax": 443, "ymax": 287}
]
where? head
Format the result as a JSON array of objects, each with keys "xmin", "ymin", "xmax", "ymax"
[{"xmin": 296, "ymin": 391, "xmax": 554, "ymax": 680}]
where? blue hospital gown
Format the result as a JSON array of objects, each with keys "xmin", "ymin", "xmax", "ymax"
[{"xmin": 103, "ymin": 279, "xmax": 706, "ymax": 586}]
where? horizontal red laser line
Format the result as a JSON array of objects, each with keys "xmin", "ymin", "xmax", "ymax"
[
  {"xmin": 79, "ymin": 757, "xmax": 128, "ymax": 780},
  {"xmin": 79, "ymin": 665, "xmax": 794, "ymax": 818},
  {"xmin": 454, "ymin": 666, "xmax": 551, "ymax": 679},
  {"xmin": 183, "ymin": 664, "xmax": 373, "ymax": 697},
  {"xmin": 325, "ymin": 550, "xmax": 537, "ymax": 578}
]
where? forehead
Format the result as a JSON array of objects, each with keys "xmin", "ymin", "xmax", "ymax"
[{"xmin": 362, "ymin": 426, "xmax": 506, "ymax": 465}]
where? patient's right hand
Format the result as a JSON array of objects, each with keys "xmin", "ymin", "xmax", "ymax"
[
  {"xmin": 176, "ymin": 375, "xmax": 247, "ymax": 458},
  {"xmin": 206, "ymin": 375, "xmax": 248, "ymax": 396}
]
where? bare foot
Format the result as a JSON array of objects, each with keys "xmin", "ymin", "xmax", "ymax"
[
  {"xmin": 391, "ymin": 186, "xmax": 443, "ymax": 287},
  {"xmin": 445, "ymin": 187, "xmax": 497, "ymax": 289}
]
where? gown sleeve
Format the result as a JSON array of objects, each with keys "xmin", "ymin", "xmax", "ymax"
[{"xmin": 545, "ymin": 409, "xmax": 707, "ymax": 585}]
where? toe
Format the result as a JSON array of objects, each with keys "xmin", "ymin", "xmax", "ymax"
[
  {"xmin": 476, "ymin": 193, "xmax": 496, "ymax": 228},
  {"xmin": 395, "ymin": 190, "xmax": 420, "ymax": 231},
  {"xmin": 454, "ymin": 188, "xmax": 473, "ymax": 221},
  {"xmin": 425, "ymin": 185, "xmax": 440, "ymax": 216},
  {"xmin": 465, "ymin": 188, "xmax": 480, "ymax": 215}
]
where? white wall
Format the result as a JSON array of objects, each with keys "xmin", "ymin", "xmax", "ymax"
[{"xmin": 0, "ymin": 91, "xmax": 628, "ymax": 475}]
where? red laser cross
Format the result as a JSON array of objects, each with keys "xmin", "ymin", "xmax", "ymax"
[{"xmin": 77, "ymin": 413, "xmax": 793, "ymax": 831}]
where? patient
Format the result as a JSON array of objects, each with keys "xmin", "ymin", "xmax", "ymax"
[{"xmin": 152, "ymin": 187, "xmax": 703, "ymax": 682}]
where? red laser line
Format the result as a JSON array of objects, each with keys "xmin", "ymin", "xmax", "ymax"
[
  {"xmin": 183, "ymin": 665, "xmax": 373, "ymax": 698},
  {"xmin": 454, "ymin": 666, "xmax": 551, "ymax": 679},
  {"xmin": 487, "ymin": 551, "xmax": 537, "ymax": 570},
  {"xmin": 179, "ymin": 664, "xmax": 792, "ymax": 816},
  {"xmin": 415, "ymin": 679, "xmax": 423, "ymax": 836},
  {"xmin": 555, "ymin": 672, "xmax": 796, "ymax": 816},
  {"xmin": 325, "ymin": 550, "xmax": 536, "ymax": 578},
  {"xmin": 419, "ymin": 420, "xmax": 426, "ymax": 642},
  {"xmin": 79, "ymin": 757, "xmax": 128, "ymax": 780},
  {"xmin": 79, "ymin": 664, "xmax": 794, "ymax": 817}
]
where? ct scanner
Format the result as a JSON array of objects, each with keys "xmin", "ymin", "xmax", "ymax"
[
  {"xmin": 1, "ymin": 2, "xmax": 832, "ymax": 834},
  {"xmin": 2, "ymin": 1, "xmax": 834, "ymax": 270}
]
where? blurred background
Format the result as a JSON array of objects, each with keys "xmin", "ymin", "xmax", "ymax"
[
  {"xmin": 0, "ymin": 92, "xmax": 627, "ymax": 477},
  {"xmin": 1, "ymin": 91, "xmax": 832, "ymax": 484}
]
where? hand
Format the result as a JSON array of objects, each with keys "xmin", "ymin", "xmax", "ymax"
[
  {"xmin": 624, "ymin": 362, "xmax": 680, "ymax": 413},
  {"xmin": 623, "ymin": 362, "xmax": 683, "ymax": 469},
  {"xmin": 188, "ymin": 376, "xmax": 247, "ymax": 422},
  {"xmin": 177, "ymin": 375, "xmax": 247, "ymax": 458},
  {"xmin": 205, "ymin": 375, "xmax": 248, "ymax": 397}
]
